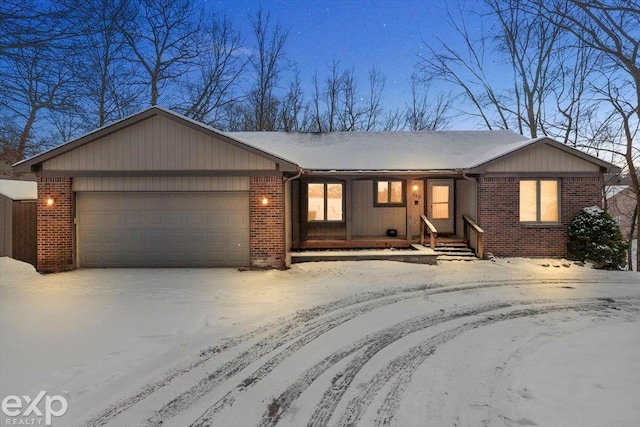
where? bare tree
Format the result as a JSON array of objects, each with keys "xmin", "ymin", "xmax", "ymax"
[
  {"xmin": 279, "ymin": 71, "xmax": 310, "ymax": 132},
  {"xmin": 310, "ymin": 61, "xmax": 387, "ymax": 132},
  {"xmin": 79, "ymin": 0, "xmax": 140, "ymax": 129},
  {"xmin": 178, "ymin": 15, "xmax": 246, "ymax": 127},
  {"xmin": 0, "ymin": 0, "xmax": 87, "ymax": 161},
  {"xmin": 382, "ymin": 108, "xmax": 404, "ymax": 131},
  {"xmin": 311, "ymin": 60, "xmax": 345, "ymax": 132},
  {"xmin": 117, "ymin": 0, "xmax": 203, "ymax": 106},
  {"xmin": 551, "ymin": 40, "xmax": 599, "ymax": 147},
  {"xmin": 420, "ymin": 3, "xmax": 509, "ymax": 131},
  {"xmin": 531, "ymin": 0, "xmax": 640, "ymax": 270},
  {"xmin": 421, "ymin": 0, "xmax": 568, "ymax": 138},
  {"xmin": 246, "ymin": 7, "xmax": 289, "ymax": 131},
  {"xmin": 0, "ymin": 39, "xmax": 79, "ymax": 162},
  {"xmin": 404, "ymin": 73, "xmax": 452, "ymax": 131},
  {"xmin": 0, "ymin": 0, "xmax": 82, "ymax": 59},
  {"xmin": 362, "ymin": 67, "xmax": 386, "ymax": 131}
]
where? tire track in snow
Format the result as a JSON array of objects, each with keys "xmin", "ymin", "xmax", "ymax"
[
  {"xmin": 82, "ymin": 278, "xmax": 604, "ymax": 427},
  {"xmin": 372, "ymin": 299, "xmax": 640, "ymax": 427},
  {"xmin": 258, "ymin": 297, "xmax": 637, "ymax": 427},
  {"xmin": 147, "ymin": 293, "xmax": 420, "ymax": 426},
  {"xmin": 83, "ymin": 284, "xmax": 433, "ymax": 427},
  {"xmin": 195, "ymin": 302, "xmax": 514, "ymax": 427},
  {"xmin": 187, "ymin": 279, "xmax": 597, "ymax": 427},
  {"xmin": 252, "ymin": 300, "xmax": 544, "ymax": 427},
  {"xmin": 152, "ymin": 279, "xmax": 586, "ymax": 426},
  {"xmin": 346, "ymin": 299, "xmax": 639, "ymax": 427}
]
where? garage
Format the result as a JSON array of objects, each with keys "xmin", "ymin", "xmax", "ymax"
[
  {"xmin": 14, "ymin": 107, "xmax": 296, "ymax": 271},
  {"xmin": 77, "ymin": 192, "xmax": 249, "ymax": 267}
]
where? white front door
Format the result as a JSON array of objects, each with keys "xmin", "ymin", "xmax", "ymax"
[{"xmin": 427, "ymin": 179, "xmax": 455, "ymax": 234}]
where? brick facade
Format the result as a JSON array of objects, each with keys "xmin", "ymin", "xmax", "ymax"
[
  {"xmin": 478, "ymin": 176, "xmax": 603, "ymax": 258},
  {"xmin": 249, "ymin": 176, "xmax": 285, "ymax": 269},
  {"xmin": 37, "ymin": 177, "xmax": 74, "ymax": 272}
]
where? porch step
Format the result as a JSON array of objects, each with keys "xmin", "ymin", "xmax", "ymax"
[
  {"xmin": 290, "ymin": 245, "xmax": 438, "ymax": 265},
  {"xmin": 435, "ymin": 246, "xmax": 474, "ymax": 253},
  {"xmin": 433, "ymin": 239, "xmax": 478, "ymax": 260},
  {"xmin": 438, "ymin": 254, "xmax": 479, "ymax": 261}
]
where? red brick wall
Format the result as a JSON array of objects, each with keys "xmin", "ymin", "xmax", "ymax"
[
  {"xmin": 478, "ymin": 176, "xmax": 603, "ymax": 258},
  {"xmin": 250, "ymin": 176, "xmax": 285, "ymax": 268},
  {"xmin": 37, "ymin": 177, "xmax": 74, "ymax": 272}
]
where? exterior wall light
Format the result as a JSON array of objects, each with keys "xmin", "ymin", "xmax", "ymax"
[
  {"xmin": 46, "ymin": 197, "xmax": 54, "ymax": 206},
  {"xmin": 262, "ymin": 197, "xmax": 269, "ymax": 205},
  {"xmin": 412, "ymin": 184, "xmax": 419, "ymax": 191}
]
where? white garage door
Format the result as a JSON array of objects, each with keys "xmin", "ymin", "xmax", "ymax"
[{"xmin": 77, "ymin": 192, "xmax": 249, "ymax": 267}]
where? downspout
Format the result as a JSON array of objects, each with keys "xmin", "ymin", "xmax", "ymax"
[{"xmin": 284, "ymin": 167, "xmax": 303, "ymax": 183}]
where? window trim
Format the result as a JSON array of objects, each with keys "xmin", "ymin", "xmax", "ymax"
[
  {"xmin": 306, "ymin": 181, "xmax": 345, "ymax": 222},
  {"xmin": 519, "ymin": 178, "xmax": 561, "ymax": 224},
  {"xmin": 373, "ymin": 179, "xmax": 406, "ymax": 207}
]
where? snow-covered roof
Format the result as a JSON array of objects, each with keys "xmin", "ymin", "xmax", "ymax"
[
  {"xmin": 13, "ymin": 106, "xmax": 617, "ymax": 175},
  {"xmin": 0, "ymin": 179, "xmax": 37, "ymax": 200},
  {"xmin": 230, "ymin": 130, "xmax": 532, "ymax": 171},
  {"xmin": 605, "ymin": 185, "xmax": 631, "ymax": 198}
]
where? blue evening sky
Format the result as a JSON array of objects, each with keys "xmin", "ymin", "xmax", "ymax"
[{"xmin": 209, "ymin": 0, "xmax": 492, "ymax": 126}]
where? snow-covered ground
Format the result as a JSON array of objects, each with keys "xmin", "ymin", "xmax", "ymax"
[{"xmin": 1, "ymin": 257, "xmax": 639, "ymax": 427}]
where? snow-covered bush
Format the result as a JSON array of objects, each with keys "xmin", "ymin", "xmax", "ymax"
[{"xmin": 568, "ymin": 206, "xmax": 628, "ymax": 269}]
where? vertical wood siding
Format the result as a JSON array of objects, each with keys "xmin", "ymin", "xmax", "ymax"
[
  {"xmin": 351, "ymin": 180, "xmax": 406, "ymax": 237},
  {"xmin": 486, "ymin": 143, "xmax": 600, "ymax": 173},
  {"xmin": 43, "ymin": 115, "xmax": 276, "ymax": 171},
  {"xmin": 73, "ymin": 176, "xmax": 249, "ymax": 192},
  {"xmin": 12, "ymin": 200, "xmax": 36, "ymax": 266},
  {"xmin": 456, "ymin": 179, "xmax": 478, "ymax": 247},
  {"xmin": 0, "ymin": 195, "xmax": 11, "ymax": 256}
]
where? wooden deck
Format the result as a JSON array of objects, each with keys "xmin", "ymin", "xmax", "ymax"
[
  {"xmin": 290, "ymin": 237, "xmax": 479, "ymax": 264},
  {"xmin": 298, "ymin": 237, "xmax": 413, "ymax": 250},
  {"xmin": 290, "ymin": 244, "xmax": 438, "ymax": 265}
]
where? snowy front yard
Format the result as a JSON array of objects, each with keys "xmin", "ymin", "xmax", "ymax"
[{"xmin": 1, "ymin": 257, "xmax": 639, "ymax": 427}]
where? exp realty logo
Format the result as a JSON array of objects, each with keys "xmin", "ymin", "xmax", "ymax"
[{"xmin": 2, "ymin": 391, "xmax": 68, "ymax": 426}]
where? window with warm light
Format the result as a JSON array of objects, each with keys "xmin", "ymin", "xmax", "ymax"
[
  {"xmin": 519, "ymin": 179, "xmax": 559, "ymax": 223},
  {"xmin": 307, "ymin": 182, "xmax": 344, "ymax": 221},
  {"xmin": 375, "ymin": 180, "xmax": 405, "ymax": 206},
  {"xmin": 431, "ymin": 185, "xmax": 450, "ymax": 219}
]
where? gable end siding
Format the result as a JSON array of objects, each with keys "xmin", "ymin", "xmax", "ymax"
[
  {"xmin": 42, "ymin": 115, "xmax": 277, "ymax": 172},
  {"xmin": 486, "ymin": 143, "xmax": 600, "ymax": 173}
]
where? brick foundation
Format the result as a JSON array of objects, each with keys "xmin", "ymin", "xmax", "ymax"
[
  {"xmin": 37, "ymin": 177, "xmax": 74, "ymax": 272},
  {"xmin": 478, "ymin": 176, "xmax": 603, "ymax": 258},
  {"xmin": 250, "ymin": 176, "xmax": 285, "ymax": 268}
]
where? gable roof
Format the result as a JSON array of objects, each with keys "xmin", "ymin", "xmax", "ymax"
[
  {"xmin": 231, "ymin": 131, "xmax": 618, "ymax": 173},
  {"xmin": 231, "ymin": 130, "xmax": 530, "ymax": 171},
  {"xmin": 13, "ymin": 106, "xmax": 299, "ymax": 173},
  {"xmin": 606, "ymin": 185, "xmax": 634, "ymax": 199},
  {"xmin": 12, "ymin": 106, "xmax": 618, "ymax": 175},
  {"xmin": 467, "ymin": 136, "xmax": 619, "ymax": 173}
]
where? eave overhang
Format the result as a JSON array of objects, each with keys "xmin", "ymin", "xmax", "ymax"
[
  {"xmin": 466, "ymin": 137, "xmax": 621, "ymax": 174},
  {"xmin": 13, "ymin": 106, "xmax": 299, "ymax": 174}
]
